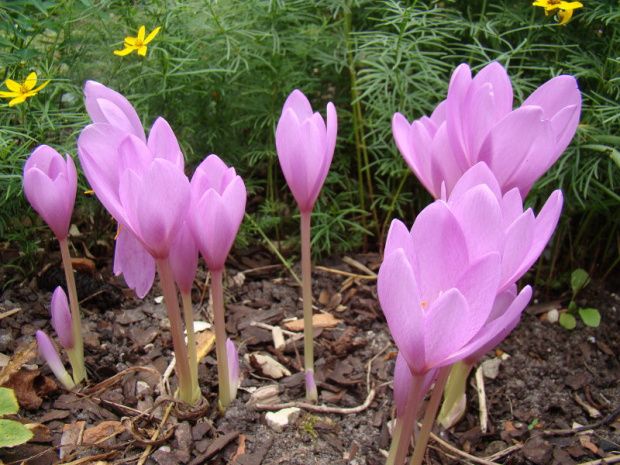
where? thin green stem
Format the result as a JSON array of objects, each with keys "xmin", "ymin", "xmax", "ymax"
[
  {"xmin": 181, "ymin": 290, "xmax": 198, "ymax": 398},
  {"xmin": 156, "ymin": 258, "xmax": 199, "ymax": 404},
  {"xmin": 58, "ymin": 237, "xmax": 86, "ymax": 384},
  {"xmin": 437, "ymin": 360, "xmax": 473, "ymax": 428},
  {"xmin": 244, "ymin": 213, "xmax": 302, "ymax": 287},
  {"xmin": 211, "ymin": 268, "xmax": 231, "ymax": 409},
  {"xmin": 409, "ymin": 365, "xmax": 452, "ymax": 465},
  {"xmin": 300, "ymin": 210, "xmax": 316, "ymax": 401},
  {"xmin": 386, "ymin": 373, "xmax": 425, "ymax": 465}
]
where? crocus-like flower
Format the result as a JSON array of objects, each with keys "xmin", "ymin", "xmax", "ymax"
[
  {"xmin": 36, "ymin": 331, "xmax": 75, "ymax": 389},
  {"xmin": 227, "ymin": 338, "xmax": 239, "ymax": 401},
  {"xmin": 23, "ymin": 145, "xmax": 77, "ymax": 240},
  {"xmin": 84, "ymin": 80, "xmax": 155, "ymax": 298},
  {"xmin": 275, "ymin": 89, "xmax": 337, "ymax": 213},
  {"xmin": 50, "ymin": 287, "xmax": 73, "ymax": 350},
  {"xmin": 0, "ymin": 72, "xmax": 50, "ymax": 106},
  {"xmin": 393, "ymin": 62, "xmax": 581, "ymax": 198},
  {"xmin": 188, "ymin": 154, "xmax": 246, "ymax": 272},
  {"xmin": 78, "ymin": 117, "xmax": 190, "ymax": 260},
  {"xmin": 114, "ymin": 26, "xmax": 161, "ymax": 57}
]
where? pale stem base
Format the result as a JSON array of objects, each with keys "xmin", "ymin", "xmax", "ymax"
[
  {"xmin": 437, "ymin": 360, "xmax": 473, "ymax": 428},
  {"xmin": 409, "ymin": 365, "xmax": 452, "ymax": 465},
  {"xmin": 300, "ymin": 210, "xmax": 316, "ymax": 402},
  {"xmin": 156, "ymin": 258, "xmax": 200, "ymax": 404},
  {"xmin": 211, "ymin": 269, "xmax": 232, "ymax": 410},
  {"xmin": 58, "ymin": 237, "xmax": 86, "ymax": 384},
  {"xmin": 181, "ymin": 291, "xmax": 199, "ymax": 398}
]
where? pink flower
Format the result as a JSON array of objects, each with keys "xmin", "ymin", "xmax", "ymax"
[
  {"xmin": 84, "ymin": 80, "xmax": 146, "ymax": 142},
  {"xmin": 23, "ymin": 145, "xmax": 77, "ymax": 240},
  {"xmin": 393, "ymin": 62, "xmax": 581, "ymax": 198},
  {"xmin": 188, "ymin": 155, "xmax": 246, "ymax": 272},
  {"xmin": 78, "ymin": 118, "xmax": 190, "ymax": 260},
  {"xmin": 50, "ymin": 287, "xmax": 73, "ymax": 350},
  {"xmin": 276, "ymin": 89, "xmax": 337, "ymax": 213}
]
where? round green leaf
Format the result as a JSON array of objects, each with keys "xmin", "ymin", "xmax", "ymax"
[
  {"xmin": 571, "ymin": 269, "xmax": 590, "ymax": 295},
  {"xmin": 0, "ymin": 388, "xmax": 19, "ymax": 416},
  {"xmin": 559, "ymin": 313, "xmax": 576, "ymax": 330},
  {"xmin": 579, "ymin": 308, "xmax": 601, "ymax": 327},
  {"xmin": 0, "ymin": 419, "xmax": 33, "ymax": 448}
]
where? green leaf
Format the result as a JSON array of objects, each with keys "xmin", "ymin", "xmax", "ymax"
[
  {"xmin": 571, "ymin": 269, "xmax": 590, "ymax": 295},
  {"xmin": 559, "ymin": 313, "xmax": 577, "ymax": 330},
  {"xmin": 579, "ymin": 308, "xmax": 601, "ymax": 328},
  {"xmin": 568, "ymin": 301, "xmax": 578, "ymax": 313},
  {"xmin": 0, "ymin": 388, "xmax": 19, "ymax": 416},
  {"xmin": 0, "ymin": 419, "xmax": 33, "ymax": 448}
]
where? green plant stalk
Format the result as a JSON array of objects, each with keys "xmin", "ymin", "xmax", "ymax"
[
  {"xmin": 244, "ymin": 213, "xmax": 302, "ymax": 286},
  {"xmin": 437, "ymin": 360, "xmax": 472, "ymax": 428},
  {"xmin": 301, "ymin": 210, "xmax": 317, "ymax": 401},
  {"xmin": 180, "ymin": 290, "xmax": 199, "ymax": 400},
  {"xmin": 155, "ymin": 258, "xmax": 199, "ymax": 404},
  {"xmin": 211, "ymin": 268, "xmax": 232, "ymax": 409},
  {"xmin": 58, "ymin": 237, "xmax": 86, "ymax": 384},
  {"xmin": 409, "ymin": 366, "xmax": 451, "ymax": 465},
  {"xmin": 385, "ymin": 372, "xmax": 425, "ymax": 465}
]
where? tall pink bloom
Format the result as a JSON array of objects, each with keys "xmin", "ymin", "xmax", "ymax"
[
  {"xmin": 78, "ymin": 118, "xmax": 190, "ymax": 261},
  {"xmin": 36, "ymin": 330, "xmax": 74, "ymax": 389},
  {"xmin": 188, "ymin": 154, "xmax": 246, "ymax": 272},
  {"xmin": 276, "ymin": 89, "xmax": 337, "ymax": 213},
  {"xmin": 83, "ymin": 81, "xmax": 155, "ymax": 297},
  {"xmin": 23, "ymin": 145, "xmax": 77, "ymax": 240},
  {"xmin": 393, "ymin": 62, "xmax": 581, "ymax": 198}
]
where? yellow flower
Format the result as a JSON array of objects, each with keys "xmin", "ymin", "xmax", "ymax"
[
  {"xmin": 114, "ymin": 26, "xmax": 161, "ymax": 57},
  {"xmin": 0, "ymin": 72, "xmax": 50, "ymax": 107},
  {"xmin": 532, "ymin": 0, "xmax": 583, "ymax": 24}
]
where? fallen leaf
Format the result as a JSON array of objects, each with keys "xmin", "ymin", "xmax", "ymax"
[{"xmin": 83, "ymin": 421, "xmax": 125, "ymax": 444}]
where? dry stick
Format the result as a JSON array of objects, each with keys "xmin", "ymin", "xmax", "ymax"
[
  {"xmin": 136, "ymin": 397, "xmax": 176, "ymax": 465},
  {"xmin": 475, "ymin": 365, "xmax": 488, "ymax": 433},
  {"xmin": 409, "ymin": 366, "xmax": 452, "ymax": 465},
  {"xmin": 253, "ymin": 389, "xmax": 376, "ymax": 415},
  {"xmin": 577, "ymin": 455, "xmax": 620, "ymax": 465},
  {"xmin": 59, "ymin": 237, "xmax": 86, "ymax": 384},
  {"xmin": 314, "ymin": 265, "xmax": 377, "ymax": 280},
  {"xmin": 211, "ymin": 268, "xmax": 231, "ymax": 409}
]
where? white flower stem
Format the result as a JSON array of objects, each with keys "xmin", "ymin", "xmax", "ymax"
[
  {"xmin": 211, "ymin": 268, "xmax": 231, "ymax": 410},
  {"xmin": 300, "ymin": 210, "xmax": 316, "ymax": 401}
]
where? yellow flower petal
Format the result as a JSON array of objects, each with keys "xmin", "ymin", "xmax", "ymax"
[
  {"xmin": 124, "ymin": 36, "xmax": 137, "ymax": 46},
  {"xmin": 0, "ymin": 91, "xmax": 18, "ymax": 98},
  {"xmin": 138, "ymin": 46, "xmax": 148, "ymax": 56},
  {"xmin": 137, "ymin": 25, "xmax": 146, "ymax": 41},
  {"xmin": 143, "ymin": 26, "xmax": 161, "ymax": 45},
  {"xmin": 557, "ymin": 8, "xmax": 574, "ymax": 24},
  {"xmin": 9, "ymin": 95, "xmax": 27, "ymax": 106},
  {"xmin": 32, "ymin": 80, "xmax": 50, "ymax": 93},
  {"xmin": 23, "ymin": 72, "xmax": 38, "ymax": 91},
  {"xmin": 114, "ymin": 46, "xmax": 136, "ymax": 56},
  {"xmin": 5, "ymin": 79, "xmax": 22, "ymax": 93}
]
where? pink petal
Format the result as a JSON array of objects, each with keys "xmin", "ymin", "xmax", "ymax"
[
  {"xmin": 378, "ymin": 249, "xmax": 426, "ymax": 374},
  {"xmin": 282, "ymin": 89, "xmax": 313, "ymax": 120},
  {"xmin": 448, "ymin": 162, "xmax": 501, "ymax": 202},
  {"xmin": 147, "ymin": 117, "xmax": 185, "ymax": 170},
  {"xmin": 114, "ymin": 227, "xmax": 156, "ymax": 298},
  {"xmin": 84, "ymin": 80, "xmax": 146, "ymax": 142},
  {"xmin": 169, "ymin": 222, "xmax": 199, "ymax": 294},
  {"xmin": 50, "ymin": 287, "xmax": 73, "ymax": 350}
]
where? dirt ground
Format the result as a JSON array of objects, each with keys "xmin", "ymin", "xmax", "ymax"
[{"xmin": 0, "ymin": 247, "xmax": 618, "ymax": 465}]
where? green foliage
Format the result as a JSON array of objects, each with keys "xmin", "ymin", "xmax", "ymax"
[
  {"xmin": 559, "ymin": 269, "xmax": 601, "ymax": 330},
  {"xmin": 0, "ymin": 387, "xmax": 33, "ymax": 448},
  {"xmin": 0, "ymin": 0, "xmax": 618, "ymax": 281}
]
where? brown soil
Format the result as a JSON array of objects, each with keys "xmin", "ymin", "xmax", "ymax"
[{"xmin": 0, "ymin": 249, "xmax": 618, "ymax": 465}]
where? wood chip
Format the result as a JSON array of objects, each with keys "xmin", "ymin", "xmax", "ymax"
[{"xmin": 283, "ymin": 314, "xmax": 343, "ymax": 332}]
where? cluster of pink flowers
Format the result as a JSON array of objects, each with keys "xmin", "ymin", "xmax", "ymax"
[{"xmin": 23, "ymin": 60, "xmax": 580, "ymax": 459}]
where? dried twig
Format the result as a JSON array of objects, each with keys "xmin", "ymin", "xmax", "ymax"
[
  {"xmin": 475, "ymin": 365, "xmax": 488, "ymax": 433},
  {"xmin": 314, "ymin": 265, "xmax": 377, "ymax": 280},
  {"xmin": 253, "ymin": 388, "xmax": 376, "ymax": 415}
]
